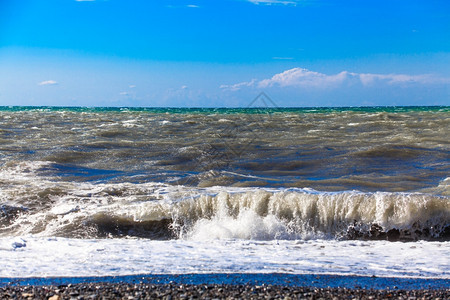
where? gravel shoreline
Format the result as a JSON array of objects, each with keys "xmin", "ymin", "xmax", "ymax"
[{"xmin": 0, "ymin": 283, "xmax": 448, "ymax": 299}]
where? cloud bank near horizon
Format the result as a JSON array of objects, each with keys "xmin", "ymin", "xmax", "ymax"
[{"xmin": 221, "ymin": 68, "xmax": 450, "ymax": 91}]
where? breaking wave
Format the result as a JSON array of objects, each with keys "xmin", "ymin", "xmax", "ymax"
[{"xmin": 1, "ymin": 162, "xmax": 448, "ymax": 241}]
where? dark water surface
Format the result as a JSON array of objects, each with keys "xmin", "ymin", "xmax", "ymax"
[{"xmin": 2, "ymin": 273, "xmax": 449, "ymax": 290}]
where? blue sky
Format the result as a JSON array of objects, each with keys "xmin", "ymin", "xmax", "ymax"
[{"xmin": 0, "ymin": 0, "xmax": 449, "ymax": 107}]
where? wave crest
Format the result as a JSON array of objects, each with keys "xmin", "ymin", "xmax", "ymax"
[{"xmin": 171, "ymin": 189, "xmax": 449, "ymax": 241}]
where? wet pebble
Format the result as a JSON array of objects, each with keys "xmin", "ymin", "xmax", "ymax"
[{"xmin": 0, "ymin": 283, "xmax": 448, "ymax": 299}]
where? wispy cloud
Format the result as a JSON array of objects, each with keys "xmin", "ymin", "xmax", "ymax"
[
  {"xmin": 221, "ymin": 67, "xmax": 450, "ymax": 91},
  {"xmin": 357, "ymin": 73, "xmax": 443, "ymax": 85},
  {"xmin": 220, "ymin": 79, "xmax": 257, "ymax": 91},
  {"xmin": 167, "ymin": 4, "xmax": 200, "ymax": 9},
  {"xmin": 272, "ymin": 57, "xmax": 294, "ymax": 60},
  {"xmin": 38, "ymin": 80, "xmax": 58, "ymax": 86},
  {"xmin": 75, "ymin": 0, "xmax": 95, "ymax": 2},
  {"xmin": 247, "ymin": 0, "xmax": 299, "ymax": 5}
]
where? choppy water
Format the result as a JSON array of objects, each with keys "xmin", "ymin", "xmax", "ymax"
[
  {"xmin": 0, "ymin": 106, "xmax": 449, "ymax": 279},
  {"xmin": 1, "ymin": 106, "xmax": 448, "ymax": 240}
]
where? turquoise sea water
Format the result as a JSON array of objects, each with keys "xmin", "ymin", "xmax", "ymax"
[{"xmin": 1, "ymin": 105, "xmax": 448, "ymax": 113}]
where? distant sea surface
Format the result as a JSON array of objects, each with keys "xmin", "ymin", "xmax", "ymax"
[{"xmin": 0, "ymin": 106, "xmax": 448, "ymax": 280}]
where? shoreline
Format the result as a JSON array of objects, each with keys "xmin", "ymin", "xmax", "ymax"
[{"xmin": 2, "ymin": 273, "xmax": 449, "ymax": 290}]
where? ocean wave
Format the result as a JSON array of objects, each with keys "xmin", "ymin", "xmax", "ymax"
[
  {"xmin": 171, "ymin": 188, "xmax": 449, "ymax": 241},
  {"xmin": 0, "ymin": 162, "xmax": 448, "ymax": 241}
]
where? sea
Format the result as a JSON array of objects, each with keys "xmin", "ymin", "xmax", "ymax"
[{"xmin": 0, "ymin": 104, "xmax": 449, "ymax": 287}]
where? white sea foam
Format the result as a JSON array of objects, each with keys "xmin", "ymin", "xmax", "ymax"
[
  {"xmin": 0, "ymin": 237, "xmax": 448, "ymax": 278},
  {"xmin": 172, "ymin": 188, "xmax": 449, "ymax": 241}
]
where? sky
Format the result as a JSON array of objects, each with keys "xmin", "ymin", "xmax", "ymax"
[{"xmin": 0, "ymin": 0, "xmax": 449, "ymax": 107}]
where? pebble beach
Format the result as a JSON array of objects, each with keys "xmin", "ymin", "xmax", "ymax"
[{"xmin": 1, "ymin": 283, "xmax": 449, "ymax": 300}]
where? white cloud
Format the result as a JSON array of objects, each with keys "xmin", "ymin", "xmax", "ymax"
[
  {"xmin": 272, "ymin": 57, "xmax": 294, "ymax": 60},
  {"xmin": 247, "ymin": 0, "xmax": 299, "ymax": 5},
  {"xmin": 38, "ymin": 80, "xmax": 58, "ymax": 86},
  {"xmin": 166, "ymin": 4, "xmax": 200, "ymax": 9},
  {"xmin": 75, "ymin": 0, "xmax": 95, "ymax": 2},
  {"xmin": 222, "ymin": 67, "xmax": 450, "ymax": 91},
  {"xmin": 259, "ymin": 68, "xmax": 351, "ymax": 88},
  {"xmin": 220, "ymin": 79, "xmax": 257, "ymax": 91},
  {"xmin": 358, "ymin": 73, "xmax": 440, "ymax": 85}
]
